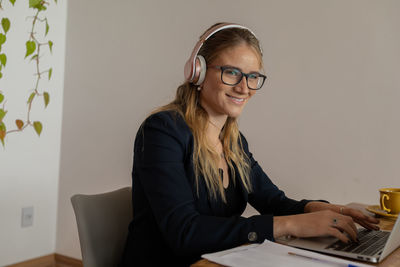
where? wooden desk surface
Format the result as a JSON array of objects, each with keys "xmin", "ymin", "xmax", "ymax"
[{"xmin": 191, "ymin": 203, "xmax": 400, "ymax": 267}]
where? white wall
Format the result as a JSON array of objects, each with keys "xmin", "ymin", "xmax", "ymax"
[
  {"xmin": 50, "ymin": 0, "xmax": 400, "ymax": 260},
  {"xmin": 241, "ymin": 0, "xmax": 400, "ymax": 204},
  {"xmin": 0, "ymin": 1, "xmax": 67, "ymax": 266}
]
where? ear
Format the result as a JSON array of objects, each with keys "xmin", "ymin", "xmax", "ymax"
[{"xmin": 194, "ymin": 55, "xmax": 206, "ymax": 85}]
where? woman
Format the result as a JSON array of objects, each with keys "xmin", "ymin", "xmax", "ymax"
[{"xmin": 120, "ymin": 23, "xmax": 379, "ymax": 267}]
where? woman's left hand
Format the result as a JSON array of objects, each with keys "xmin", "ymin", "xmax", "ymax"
[{"xmin": 304, "ymin": 201, "xmax": 380, "ymax": 231}]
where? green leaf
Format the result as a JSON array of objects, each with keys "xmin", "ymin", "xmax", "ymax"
[
  {"xmin": 9, "ymin": 0, "xmax": 16, "ymax": 6},
  {"xmin": 45, "ymin": 20, "xmax": 49, "ymax": 36},
  {"xmin": 0, "ymin": 34, "xmax": 6, "ymax": 45},
  {"xmin": 43, "ymin": 92, "xmax": 49, "ymax": 108},
  {"xmin": 15, "ymin": 119, "xmax": 24, "ymax": 130},
  {"xmin": 0, "ymin": 72, "xmax": 2, "ymax": 79},
  {"xmin": 27, "ymin": 92, "xmax": 35, "ymax": 104},
  {"xmin": 0, "ymin": 124, "xmax": 5, "ymax": 146},
  {"xmin": 0, "ymin": 54, "xmax": 7, "ymax": 67},
  {"xmin": 1, "ymin": 18, "xmax": 10, "ymax": 34},
  {"xmin": 0, "ymin": 93, "xmax": 4, "ymax": 104},
  {"xmin": 33, "ymin": 121, "xmax": 42, "ymax": 136},
  {"xmin": 48, "ymin": 68, "xmax": 52, "ymax": 80},
  {"xmin": 38, "ymin": 5, "xmax": 47, "ymax": 11},
  {"xmin": 29, "ymin": 0, "xmax": 41, "ymax": 8},
  {"xmin": 30, "ymin": 54, "xmax": 38, "ymax": 61},
  {"xmin": 48, "ymin": 41, "xmax": 53, "ymax": 53},
  {"xmin": 0, "ymin": 134, "xmax": 5, "ymax": 147},
  {"xmin": 0, "ymin": 121, "xmax": 6, "ymax": 131},
  {"xmin": 25, "ymin": 41, "xmax": 36, "ymax": 58},
  {"xmin": 0, "ymin": 108, "xmax": 6, "ymax": 120}
]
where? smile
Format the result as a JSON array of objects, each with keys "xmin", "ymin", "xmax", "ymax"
[{"xmin": 227, "ymin": 94, "xmax": 245, "ymax": 103}]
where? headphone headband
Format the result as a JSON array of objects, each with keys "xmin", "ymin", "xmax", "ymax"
[{"xmin": 184, "ymin": 23, "xmax": 261, "ymax": 85}]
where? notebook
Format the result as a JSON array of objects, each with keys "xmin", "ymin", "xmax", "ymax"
[{"xmin": 281, "ymin": 214, "xmax": 400, "ymax": 263}]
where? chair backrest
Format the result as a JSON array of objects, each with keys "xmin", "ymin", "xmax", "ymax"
[{"xmin": 71, "ymin": 187, "xmax": 132, "ymax": 267}]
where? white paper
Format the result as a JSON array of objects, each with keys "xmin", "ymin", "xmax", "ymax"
[{"xmin": 202, "ymin": 240, "xmax": 374, "ymax": 267}]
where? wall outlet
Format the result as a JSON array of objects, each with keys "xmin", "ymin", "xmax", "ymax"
[{"xmin": 21, "ymin": 206, "xmax": 34, "ymax": 228}]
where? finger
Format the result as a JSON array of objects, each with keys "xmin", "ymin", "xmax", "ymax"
[
  {"xmin": 343, "ymin": 215, "xmax": 358, "ymax": 235},
  {"xmin": 366, "ymin": 216, "xmax": 380, "ymax": 224},
  {"xmin": 338, "ymin": 215, "xmax": 357, "ymax": 240},
  {"xmin": 328, "ymin": 227, "xmax": 350, "ymax": 243},
  {"xmin": 347, "ymin": 208, "xmax": 380, "ymax": 224},
  {"xmin": 333, "ymin": 218, "xmax": 358, "ymax": 241},
  {"xmin": 344, "ymin": 210, "xmax": 380, "ymax": 231},
  {"xmin": 336, "ymin": 223, "xmax": 358, "ymax": 242},
  {"xmin": 355, "ymin": 219, "xmax": 380, "ymax": 230},
  {"xmin": 349, "ymin": 212, "xmax": 380, "ymax": 228}
]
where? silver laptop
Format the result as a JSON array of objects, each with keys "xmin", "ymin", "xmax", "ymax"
[{"xmin": 280, "ymin": 214, "xmax": 400, "ymax": 263}]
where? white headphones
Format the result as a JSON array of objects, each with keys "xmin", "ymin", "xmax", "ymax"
[{"xmin": 183, "ymin": 23, "xmax": 261, "ymax": 85}]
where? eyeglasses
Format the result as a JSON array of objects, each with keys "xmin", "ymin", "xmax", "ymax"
[{"xmin": 208, "ymin": 65, "xmax": 266, "ymax": 90}]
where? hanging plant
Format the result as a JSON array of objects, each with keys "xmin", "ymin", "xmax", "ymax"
[{"xmin": 0, "ymin": 0, "xmax": 57, "ymax": 147}]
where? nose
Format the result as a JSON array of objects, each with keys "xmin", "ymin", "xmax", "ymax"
[{"xmin": 234, "ymin": 75, "xmax": 250, "ymax": 95}]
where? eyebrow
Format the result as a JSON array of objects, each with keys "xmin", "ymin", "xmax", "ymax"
[{"xmin": 221, "ymin": 64, "xmax": 262, "ymax": 74}]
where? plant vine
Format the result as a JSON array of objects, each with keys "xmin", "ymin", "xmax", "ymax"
[{"xmin": 0, "ymin": 0, "xmax": 57, "ymax": 147}]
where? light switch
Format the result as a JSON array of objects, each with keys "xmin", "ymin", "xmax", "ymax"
[{"xmin": 21, "ymin": 206, "xmax": 34, "ymax": 227}]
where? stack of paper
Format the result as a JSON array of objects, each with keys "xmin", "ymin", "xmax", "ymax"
[{"xmin": 202, "ymin": 240, "xmax": 373, "ymax": 267}]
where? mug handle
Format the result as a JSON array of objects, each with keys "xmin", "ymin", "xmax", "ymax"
[{"xmin": 381, "ymin": 194, "xmax": 391, "ymax": 213}]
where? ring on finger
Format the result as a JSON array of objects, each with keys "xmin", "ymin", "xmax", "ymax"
[{"xmin": 340, "ymin": 207, "xmax": 345, "ymax": 215}]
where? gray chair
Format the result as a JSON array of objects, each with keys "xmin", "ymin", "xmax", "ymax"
[{"xmin": 71, "ymin": 187, "xmax": 132, "ymax": 267}]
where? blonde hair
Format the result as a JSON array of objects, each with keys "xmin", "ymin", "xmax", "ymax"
[{"xmin": 154, "ymin": 24, "xmax": 263, "ymax": 202}]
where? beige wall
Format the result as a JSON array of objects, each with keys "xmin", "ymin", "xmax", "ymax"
[{"xmin": 56, "ymin": 0, "xmax": 400, "ymax": 259}]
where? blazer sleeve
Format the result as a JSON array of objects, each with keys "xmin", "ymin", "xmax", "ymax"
[
  {"xmin": 241, "ymin": 133, "xmax": 315, "ymax": 216},
  {"xmin": 135, "ymin": 112, "xmax": 274, "ymax": 257}
]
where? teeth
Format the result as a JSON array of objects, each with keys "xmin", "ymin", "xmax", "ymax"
[{"xmin": 228, "ymin": 95, "xmax": 244, "ymax": 102}]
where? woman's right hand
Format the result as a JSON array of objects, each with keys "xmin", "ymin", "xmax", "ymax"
[{"xmin": 273, "ymin": 210, "xmax": 359, "ymax": 243}]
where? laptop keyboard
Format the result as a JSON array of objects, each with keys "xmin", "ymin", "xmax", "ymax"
[{"xmin": 326, "ymin": 229, "xmax": 390, "ymax": 256}]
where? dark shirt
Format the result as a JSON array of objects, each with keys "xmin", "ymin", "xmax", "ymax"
[
  {"xmin": 120, "ymin": 110, "xmax": 312, "ymax": 267},
  {"xmin": 219, "ymin": 168, "xmax": 244, "ymax": 218}
]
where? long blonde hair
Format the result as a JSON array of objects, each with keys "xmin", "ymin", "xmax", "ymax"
[{"xmin": 155, "ymin": 24, "xmax": 263, "ymax": 202}]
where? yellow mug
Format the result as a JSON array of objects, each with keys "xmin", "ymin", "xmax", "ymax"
[{"xmin": 380, "ymin": 188, "xmax": 400, "ymax": 214}]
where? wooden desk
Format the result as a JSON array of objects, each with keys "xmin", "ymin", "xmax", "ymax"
[{"xmin": 191, "ymin": 203, "xmax": 400, "ymax": 267}]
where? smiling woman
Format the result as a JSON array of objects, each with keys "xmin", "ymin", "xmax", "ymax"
[
  {"xmin": 199, "ymin": 44, "xmax": 261, "ymax": 120},
  {"xmin": 119, "ymin": 23, "xmax": 379, "ymax": 267}
]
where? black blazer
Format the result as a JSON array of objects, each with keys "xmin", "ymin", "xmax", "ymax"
[{"xmin": 120, "ymin": 111, "xmax": 311, "ymax": 267}]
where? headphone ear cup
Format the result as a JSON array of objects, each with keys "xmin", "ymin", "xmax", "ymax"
[{"xmin": 194, "ymin": 55, "xmax": 206, "ymax": 85}]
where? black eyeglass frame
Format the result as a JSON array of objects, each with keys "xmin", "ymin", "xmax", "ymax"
[{"xmin": 208, "ymin": 65, "xmax": 267, "ymax": 90}]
